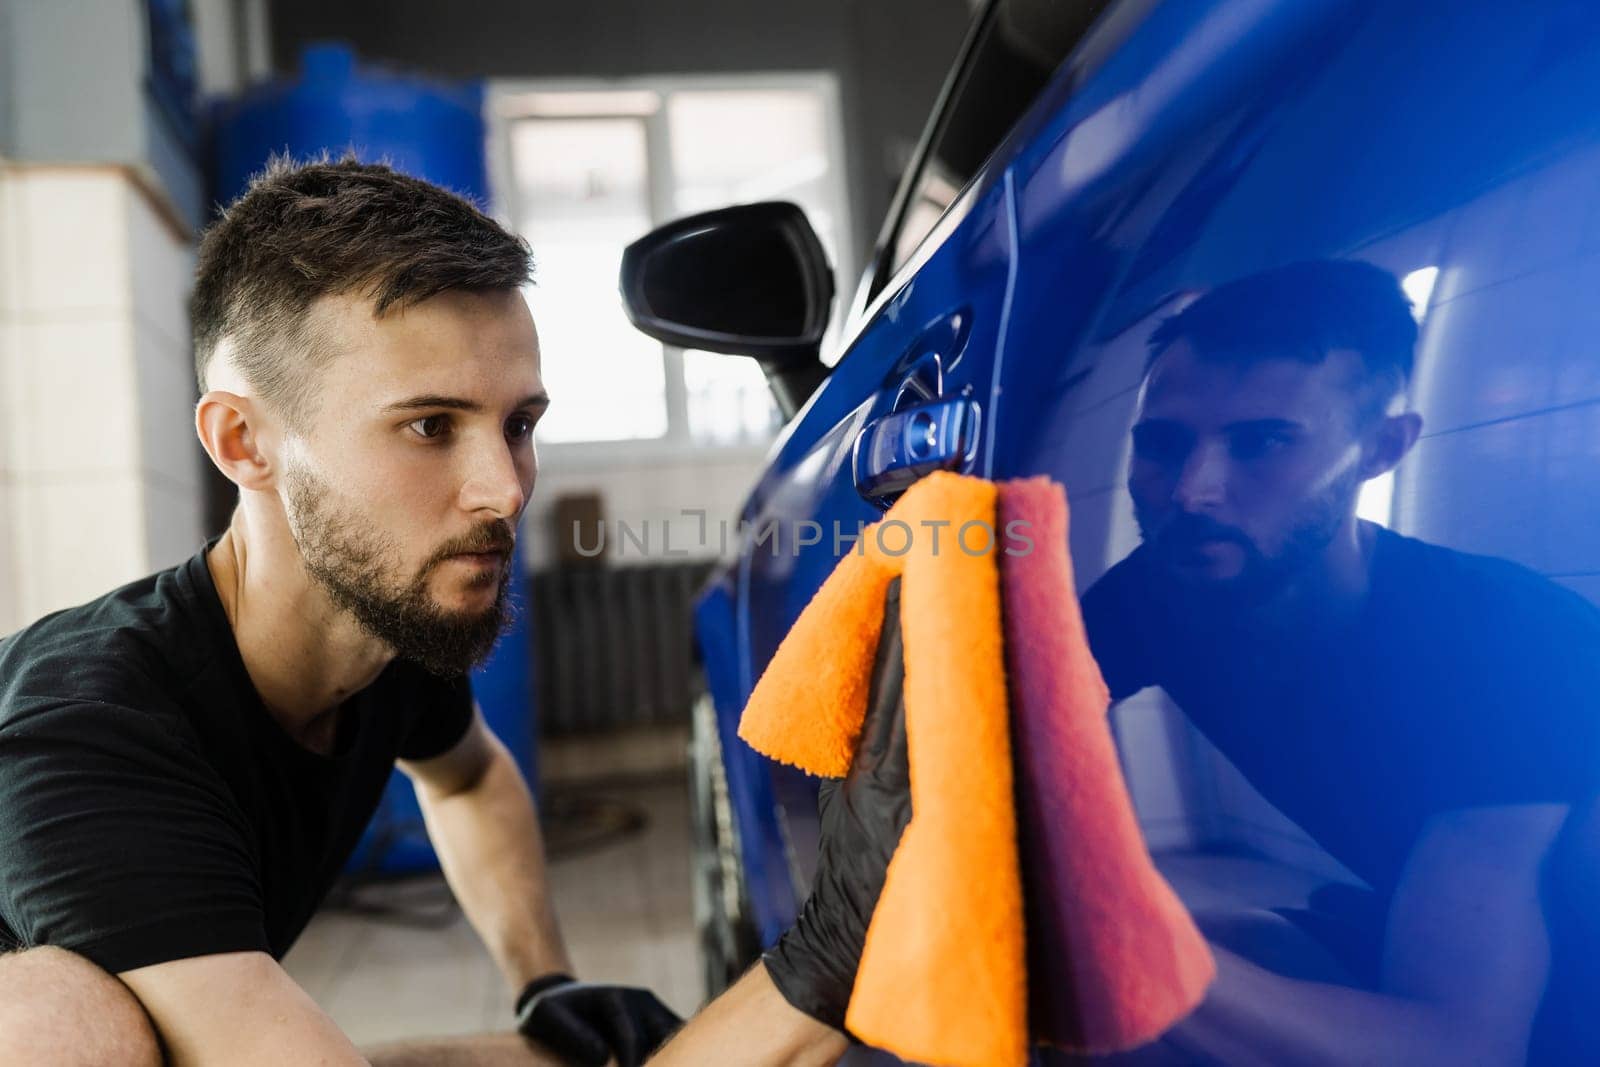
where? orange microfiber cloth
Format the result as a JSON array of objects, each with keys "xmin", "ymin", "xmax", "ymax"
[{"xmin": 738, "ymin": 472, "xmax": 1213, "ymax": 1067}]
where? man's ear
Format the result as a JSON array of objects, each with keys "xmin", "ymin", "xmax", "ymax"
[
  {"xmin": 195, "ymin": 391, "xmax": 276, "ymax": 491},
  {"xmin": 1360, "ymin": 410, "xmax": 1423, "ymax": 479}
]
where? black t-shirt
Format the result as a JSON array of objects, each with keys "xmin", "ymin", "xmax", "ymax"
[
  {"xmin": 1081, "ymin": 524, "xmax": 1600, "ymax": 899},
  {"xmin": 0, "ymin": 543, "xmax": 474, "ymax": 974}
]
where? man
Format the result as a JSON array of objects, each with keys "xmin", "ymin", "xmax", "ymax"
[
  {"xmin": 649, "ymin": 260, "xmax": 1600, "ymax": 1064},
  {"xmin": 1074, "ymin": 260, "xmax": 1600, "ymax": 1064},
  {"xmin": 0, "ymin": 158, "xmax": 679, "ymax": 1067}
]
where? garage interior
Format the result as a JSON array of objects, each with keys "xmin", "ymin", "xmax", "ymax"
[
  {"xmin": 0, "ymin": 0, "xmax": 972, "ymax": 1045},
  {"xmin": 8, "ymin": 3, "xmax": 1600, "ymax": 1065}
]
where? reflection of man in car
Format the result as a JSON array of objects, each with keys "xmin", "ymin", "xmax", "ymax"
[
  {"xmin": 1079, "ymin": 259, "xmax": 1600, "ymax": 1064},
  {"xmin": 647, "ymin": 260, "xmax": 1600, "ymax": 1065}
]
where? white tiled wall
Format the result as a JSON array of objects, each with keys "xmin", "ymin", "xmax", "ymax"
[{"xmin": 0, "ymin": 165, "xmax": 204, "ymax": 635}]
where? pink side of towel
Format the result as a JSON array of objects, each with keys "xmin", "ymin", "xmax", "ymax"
[{"xmin": 998, "ymin": 476, "xmax": 1215, "ymax": 1053}]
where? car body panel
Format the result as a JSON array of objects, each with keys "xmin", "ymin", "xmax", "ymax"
[{"xmin": 692, "ymin": 4, "xmax": 1600, "ymax": 1041}]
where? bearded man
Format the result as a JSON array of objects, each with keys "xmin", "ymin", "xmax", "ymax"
[{"xmin": 0, "ymin": 158, "xmax": 679, "ymax": 1067}]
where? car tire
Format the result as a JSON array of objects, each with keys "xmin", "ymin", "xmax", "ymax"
[{"xmin": 688, "ymin": 686, "xmax": 763, "ymax": 1000}]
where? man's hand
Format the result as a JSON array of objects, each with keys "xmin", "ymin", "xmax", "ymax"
[
  {"xmin": 643, "ymin": 586, "xmax": 909, "ymax": 1065},
  {"xmin": 762, "ymin": 582, "xmax": 912, "ymax": 1030},
  {"xmin": 516, "ymin": 973, "xmax": 682, "ymax": 1067}
]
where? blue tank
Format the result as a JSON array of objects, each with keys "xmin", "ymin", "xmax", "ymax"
[
  {"xmin": 209, "ymin": 44, "xmax": 537, "ymax": 876},
  {"xmin": 212, "ymin": 43, "xmax": 489, "ymax": 208}
]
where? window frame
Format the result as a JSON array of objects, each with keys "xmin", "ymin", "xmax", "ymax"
[
  {"xmin": 842, "ymin": 0, "xmax": 1116, "ymax": 336},
  {"xmin": 845, "ymin": 0, "xmax": 1003, "ymax": 325},
  {"xmin": 485, "ymin": 72, "xmax": 855, "ymax": 463}
]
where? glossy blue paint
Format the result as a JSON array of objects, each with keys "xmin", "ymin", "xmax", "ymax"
[{"xmin": 696, "ymin": 0, "xmax": 1600, "ymax": 985}]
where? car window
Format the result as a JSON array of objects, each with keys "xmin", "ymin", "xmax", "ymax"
[{"xmin": 872, "ymin": 0, "xmax": 1111, "ymax": 298}]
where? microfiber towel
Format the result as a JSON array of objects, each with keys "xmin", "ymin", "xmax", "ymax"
[
  {"xmin": 1000, "ymin": 476, "xmax": 1214, "ymax": 1053},
  {"xmin": 739, "ymin": 473, "xmax": 1022, "ymax": 1066},
  {"xmin": 738, "ymin": 471, "xmax": 1213, "ymax": 1067}
]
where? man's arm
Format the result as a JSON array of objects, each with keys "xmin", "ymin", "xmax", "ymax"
[
  {"xmin": 400, "ymin": 707, "xmax": 680, "ymax": 1066},
  {"xmin": 120, "ymin": 950, "xmax": 367, "ymax": 1066},
  {"xmin": 1162, "ymin": 803, "xmax": 1567, "ymax": 1067},
  {"xmin": 398, "ymin": 705, "xmax": 571, "ymax": 990},
  {"xmin": 648, "ymin": 962, "xmax": 847, "ymax": 1066}
]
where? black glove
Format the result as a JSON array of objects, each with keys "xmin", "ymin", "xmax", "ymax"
[
  {"xmin": 763, "ymin": 578, "xmax": 913, "ymax": 1031},
  {"xmin": 515, "ymin": 973, "xmax": 683, "ymax": 1067}
]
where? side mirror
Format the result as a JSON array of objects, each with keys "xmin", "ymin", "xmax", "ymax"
[{"xmin": 620, "ymin": 201, "xmax": 833, "ymax": 419}]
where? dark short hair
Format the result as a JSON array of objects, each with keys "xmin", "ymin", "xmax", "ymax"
[
  {"xmin": 190, "ymin": 154, "xmax": 534, "ymax": 428},
  {"xmin": 1146, "ymin": 260, "xmax": 1417, "ymax": 423}
]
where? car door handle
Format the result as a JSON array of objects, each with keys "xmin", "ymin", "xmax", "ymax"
[{"xmin": 852, "ymin": 396, "xmax": 981, "ymax": 504}]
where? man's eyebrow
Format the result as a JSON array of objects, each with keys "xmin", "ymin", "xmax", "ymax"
[
  {"xmin": 381, "ymin": 392, "xmax": 551, "ymax": 415},
  {"xmin": 1221, "ymin": 417, "xmax": 1305, "ymax": 432}
]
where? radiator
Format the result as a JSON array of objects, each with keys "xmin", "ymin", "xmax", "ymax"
[{"xmin": 530, "ymin": 561, "xmax": 715, "ymax": 736}]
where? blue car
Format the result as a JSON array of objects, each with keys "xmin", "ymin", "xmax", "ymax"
[{"xmin": 623, "ymin": 0, "xmax": 1600, "ymax": 1061}]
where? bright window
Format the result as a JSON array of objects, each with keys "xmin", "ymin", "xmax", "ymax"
[
  {"xmin": 508, "ymin": 117, "xmax": 667, "ymax": 443},
  {"xmin": 490, "ymin": 77, "xmax": 852, "ymax": 451}
]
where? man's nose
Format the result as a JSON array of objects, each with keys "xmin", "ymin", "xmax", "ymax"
[
  {"xmin": 1172, "ymin": 440, "xmax": 1229, "ymax": 512},
  {"xmin": 459, "ymin": 440, "xmax": 528, "ymax": 520}
]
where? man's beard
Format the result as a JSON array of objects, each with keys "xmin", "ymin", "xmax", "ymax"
[
  {"xmin": 1134, "ymin": 464, "xmax": 1363, "ymax": 616},
  {"xmin": 283, "ymin": 462, "xmax": 516, "ymax": 677}
]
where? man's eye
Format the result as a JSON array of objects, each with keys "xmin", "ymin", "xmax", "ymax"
[
  {"xmin": 1132, "ymin": 425, "xmax": 1191, "ymax": 465},
  {"xmin": 1230, "ymin": 429, "xmax": 1292, "ymax": 460},
  {"xmin": 409, "ymin": 415, "xmax": 451, "ymax": 440},
  {"xmin": 506, "ymin": 414, "xmax": 535, "ymax": 441}
]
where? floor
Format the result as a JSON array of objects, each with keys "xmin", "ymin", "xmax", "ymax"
[
  {"xmin": 282, "ymin": 776, "xmax": 702, "ymax": 1048},
  {"xmin": 278, "ymin": 735, "xmax": 1342, "ymax": 1053}
]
